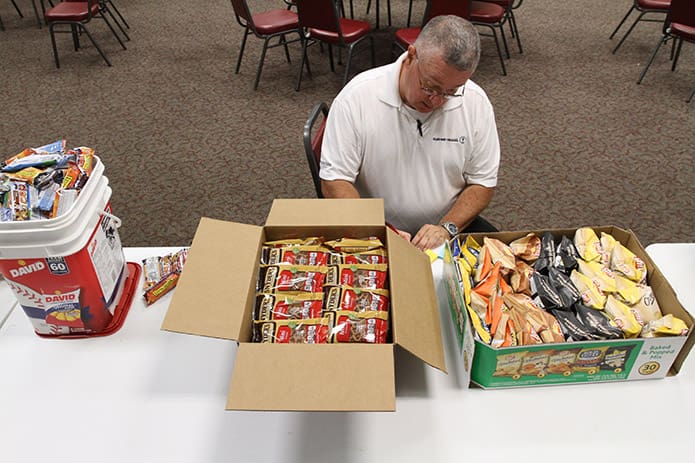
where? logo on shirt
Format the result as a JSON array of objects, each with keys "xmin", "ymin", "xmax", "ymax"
[{"xmin": 432, "ymin": 136, "xmax": 466, "ymax": 144}]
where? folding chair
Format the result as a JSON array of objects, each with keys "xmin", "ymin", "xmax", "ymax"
[
  {"xmin": 303, "ymin": 102, "xmax": 329, "ymax": 198},
  {"xmin": 637, "ymin": 0, "xmax": 695, "ymax": 103},
  {"xmin": 230, "ymin": 0, "xmax": 302, "ymax": 90},
  {"xmin": 610, "ymin": 0, "xmax": 670, "ymax": 54},
  {"xmin": 45, "ymin": 0, "xmax": 127, "ymax": 68},
  {"xmin": 295, "ymin": 0, "xmax": 374, "ymax": 90}
]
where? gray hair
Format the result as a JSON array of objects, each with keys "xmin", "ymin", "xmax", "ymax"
[{"xmin": 413, "ymin": 15, "xmax": 481, "ymax": 73}]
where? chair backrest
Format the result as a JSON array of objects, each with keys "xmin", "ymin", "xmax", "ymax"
[
  {"xmin": 422, "ymin": 0, "xmax": 473, "ymax": 26},
  {"xmin": 669, "ymin": 0, "xmax": 695, "ymax": 29},
  {"xmin": 229, "ymin": 0, "xmax": 254, "ymax": 30},
  {"xmin": 302, "ymin": 102, "xmax": 329, "ymax": 198},
  {"xmin": 296, "ymin": 0, "xmax": 343, "ymax": 36}
]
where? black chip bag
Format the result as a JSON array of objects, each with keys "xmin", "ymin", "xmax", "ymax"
[
  {"xmin": 574, "ymin": 303, "xmax": 624, "ymax": 340},
  {"xmin": 555, "ymin": 236, "xmax": 580, "ymax": 273},
  {"xmin": 549, "ymin": 308, "xmax": 599, "ymax": 342},
  {"xmin": 548, "ymin": 267, "xmax": 582, "ymax": 309},
  {"xmin": 533, "ymin": 232, "xmax": 556, "ymax": 275},
  {"xmin": 531, "ymin": 272, "xmax": 564, "ymax": 310}
]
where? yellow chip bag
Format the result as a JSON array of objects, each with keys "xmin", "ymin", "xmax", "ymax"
[
  {"xmin": 641, "ymin": 314, "xmax": 689, "ymax": 337},
  {"xmin": 630, "ymin": 284, "xmax": 663, "ymax": 324},
  {"xmin": 599, "ymin": 232, "xmax": 618, "ymax": 266},
  {"xmin": 459, "ymin": 235, "xmax": 481, "ymax": 270},
  {"xmin": 576, "ymin": 259, "xmax": 616, "ymax": 294},
  {"xmin": 610, "ymin": 243, "xmax": 647, "ymax": 284},
  {"xmin": 570, "ymin": 269, "xmax": 606, "ymax": 309},
  {"xmin": 574, "ymin": 228, "xmax": 602, "ymax": 262},
  {"xmin": 604, "ymin": 295, "xmax": 642, "ymax": 337},
  {"xmin": 614, "ymin": 274, "xmax": 642, "ymax": 305}
]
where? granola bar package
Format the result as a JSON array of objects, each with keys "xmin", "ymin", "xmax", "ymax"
[
  {"xmin": 258, "ymin": 265, "xmax": 328, "ymax": 293},
  {"xmin": 260, "ymin": 245, "xmax": 330, "ymax": 266},
  {"xmin": 519, "ymin": 350, "xmax": 553, "ymax": 377},
  {"xmin": 325, "ymin": 264, "xmax": 388, "ymax": 290},
  {"xmin": 328, "ymin": 248, "xmax": 389, "ymax": 265},
  {"xmin": 323, "ymin": 286, "xmax": 389, "ymax": 313},
  {"xmin": 255, "ymin": 292, "xmax": 324, "ymax": 321},
  {"xmin": 324, "ymin": 237, "xmax": 384, "ymax": 253},
  {"xmin": 255, "ymin": 318, "xmax": 331, "ymax": 343},
  {"xmin": 327, "ymin": 310, "xmax": 389, "ymax": 343}
]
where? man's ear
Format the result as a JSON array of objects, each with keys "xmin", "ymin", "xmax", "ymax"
[{"xmin": 407, "ymin": 45, "xmax": 417, "ymax": 61}]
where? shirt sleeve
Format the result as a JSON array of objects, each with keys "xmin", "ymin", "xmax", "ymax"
[
  {"xmin": 463, "ymin": 93, "xmax": 500, "ymax": 188},
  {"xmin": 319, "ymin": 95, "xmax": 364, "ymax": 183}
]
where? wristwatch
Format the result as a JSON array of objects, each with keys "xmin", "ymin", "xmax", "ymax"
[{"xmin": 440, "ymin": 222, "xmax": 459, "ymax": 238}]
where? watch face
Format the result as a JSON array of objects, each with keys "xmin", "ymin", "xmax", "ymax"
[{"xmin": 443, "ymin": 222, "xmax": 457, "ymax": 237}]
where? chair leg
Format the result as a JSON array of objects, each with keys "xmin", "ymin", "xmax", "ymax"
[
  {"xmin": 49, "ymin": 23, "xmax": 60, "ymax": 67},
  {"xmin": 71, "ymin": 24, "xmax": 80, "ymax": 51},
  {"xmin": 387, "ymin": 0, "xmax": 391, "ymax": 27},
  {"xmin": 612, "ymin": 11, "xmax": 646, "ymax": 54},
  {"xmin": 343, "ymin": 44, "xmax": 354, "ymax": 86},
  {"xmin": 11, "ymin": 0, "xmax": 23, "ymax": 18},
  {"xmin": 100, "ymin": 11, "xmax": 127, "ymax": 49},
  {"xmin": 0, "ymin": 14, "xmax": 5, "ymax": 31},
  {"xmin": 638, "ymin": 35, "xmax": 667, "ymax": 84},
  {"xmin": 485, "ymin": 25, "xmax": 507, "ymax": 76},
  {"xmin": 103, "ymin": 5, "xmax": 129, "ymax": 41},
  {"xmin": 106, "ymin": 0, "xmax": 129, "ymax": 29},
  {"xmin": 370, "ymin": 35, "xmax": 375, "ymax": 67},
  {"xmin": 236, "ymin": 28, "xmax": 249, "ymax": 73},
  {"xmin": 30, "ymin": 0, "xmax": 41, "ymax": 28},
  {"xmin": 328, "ymin": 45, "xmax": 335, "ymax": 72},
  {"xmin": 687, "ymin": 86, "xmax": 695, "ymax": 103},
  {"xmin": 609, "ymin": 6, "xmax": 635, "ymax": 39},
  {"xmin": 296, "ymin": 38, "xmax": 309, "ymax": 91},
  {"xmin": 510, "ymin": 9, "xmax": 522, "ymax": 54},
  {"xmin": 281, "ymin": 35, "xmax": 291, "ymax": 64},
  {"xmin": 671, "ymin": 38, "xmax": 683, "ymax": 72},
  {"xmin": 80, "ymin": 24, "xmax": 112, "ymax": 66},
  {"xmin": 406, "ymin": 0, "xmax": 413, "ymax": 27},
  {"xmin": 254, "ymin": 37, "xmax": 270, "ymax": 90}
]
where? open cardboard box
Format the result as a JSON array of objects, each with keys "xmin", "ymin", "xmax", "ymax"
[
  {"xmin": 443, "ymin": 226, "xmax": 695, "ymax": 388},
  {"xmin": 162, "ymin": 199, "xmax": 446, "ymax": 411}
]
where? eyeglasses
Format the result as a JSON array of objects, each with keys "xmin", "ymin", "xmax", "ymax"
[{"xmin": 415, "ymin": 59, "xmax": 465, "ymax": 100}]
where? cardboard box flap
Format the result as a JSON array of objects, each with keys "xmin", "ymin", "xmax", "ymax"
[
  {"xmin": 387, "ymin": 228, "xmax": 447, "ymax": 372},
  {"xmin": 265, "ymin": 198, "xmax": 385, "ymax": 227},
  {"xmin": 162, "ymin": 218, "xmax": 262, "ymax": 340},
  {"xmin": 227, "ymin": 343, "xmax": 395, "ymax": 411}
]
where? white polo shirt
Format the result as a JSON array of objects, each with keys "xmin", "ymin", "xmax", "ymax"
[{"xmin": 320, "ymin": 53, "xmax": 501, "ymax": 236}]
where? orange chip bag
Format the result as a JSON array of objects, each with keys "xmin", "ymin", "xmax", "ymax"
[{"xmin": 509, "ymin": 233, "xmax": 541, "ymax": 262}]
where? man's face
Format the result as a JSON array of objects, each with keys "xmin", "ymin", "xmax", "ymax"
[{"xmin": 399, "ymin": 45, "xmax": 472, "ymax": 113}]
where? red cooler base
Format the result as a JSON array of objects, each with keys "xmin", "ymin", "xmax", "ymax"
[{"xmin": 36, "ymin": 262, "xmax": 142, "ymax": 339}]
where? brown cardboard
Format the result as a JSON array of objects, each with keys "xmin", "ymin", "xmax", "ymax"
[{"xmin": 162, "ymin": 199, "xmax": 446, "ymax": 411}]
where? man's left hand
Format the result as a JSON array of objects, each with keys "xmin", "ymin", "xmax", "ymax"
[{"xmin": 411, "ymin": 224, "xmax": 449, "ymax": 251}]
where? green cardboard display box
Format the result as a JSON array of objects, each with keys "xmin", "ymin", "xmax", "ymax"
[{"xmin": 442, "ymin": 225, "xmax": 695, "ymax": 388}]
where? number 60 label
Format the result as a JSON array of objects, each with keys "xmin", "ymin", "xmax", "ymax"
[{"xmin": 46, "ymin": 257, "xmax": 70, "ymax": 275}]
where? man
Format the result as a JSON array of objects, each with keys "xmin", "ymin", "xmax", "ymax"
[{"xmin": 319, "ymin": 15, "xmax": 501, "ymax": 251}]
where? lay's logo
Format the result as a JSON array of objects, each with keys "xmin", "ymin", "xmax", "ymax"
[{"xmin": 9, "ymin": 260, "xmax": 46, "ymax": 278}]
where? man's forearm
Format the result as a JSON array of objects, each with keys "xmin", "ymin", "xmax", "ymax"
[
  {"xmin": 441, "ymin": 184, "xmax": 495, "ymax": 230},
  {"xmin": 321, "ymin": 179, "xmax": 361, "ymax": 198}
]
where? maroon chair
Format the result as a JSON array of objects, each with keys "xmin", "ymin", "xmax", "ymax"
[
  {"xmin": 394, "ymin": 0, "xmax": 473, "ymax": 53},
  {"xmin": 610, "ymin": 0, "xmax": 671, "ymax": 54},
  {"xmin": 230, "ymin": 0, "xmax": 301, "ymax": 90},
  {"xmin": 470, "ymin": 1, "xmax": 509, "ymax": 75},
  {"xmin": 302, "ymin": 101, "xmax": 329, "ymax": 198},
  {"xmin": 295, "ymin": 0, "xmax": 374, "ymax": 91},
  {"xmin": 637, "ymin": 0, "xmax": 695, "ymax": 103},
  {"xmin": 479, "ymin": 0, "xmax": 522, "ymax": 54},
  {"xmin": 44, "ymin": 0, "xmax": 126, "ymax": 68}
]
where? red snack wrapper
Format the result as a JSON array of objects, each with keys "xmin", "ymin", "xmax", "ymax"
[
  {"xmin": 324, "ymin": 286, "xmax": 389, "ymax": 313},
  {"xmin": 327, "ymin": 310, "xmax": 389, "ymax": 343},
  {"xmin": 326, "ymin": 264, "xmax": 388, "ymax": 290}
]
